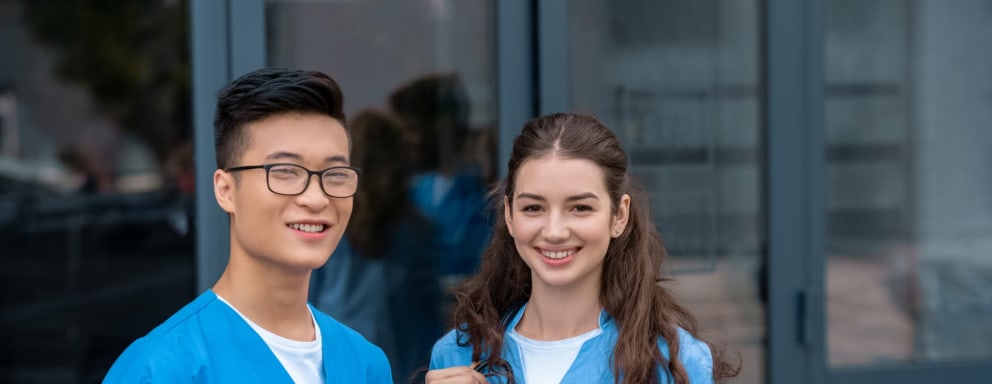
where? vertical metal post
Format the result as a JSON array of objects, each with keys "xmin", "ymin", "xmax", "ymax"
[
  {"xmin": 229, "ymin": 0, "xmax": 266, "ymax": 77},
  {"xmin": 765, "ymin": 0, "xmax": 825, "ymax": 382},
  {"xmin": 191, "ymin": 0, "xmax": 231, "ymax": 293},
  {"xmin": 498, "ymin": 0, "xmax": 536, "ymax": 177},
  {"xmin": 537, "ymin": 0, "xmax": 568, "ymax": 115},
  {"xmin": 191, "ymin": 0, "xmax": 266, "ymax": 293}
]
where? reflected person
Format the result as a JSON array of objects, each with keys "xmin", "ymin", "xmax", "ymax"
[
  {"xmin": 311, "ymin": 109, "xmax": 442, "ymax": 383},
  {"xmin": 389, "ymin": 74, "xmax": 491, "ymax": 278}
]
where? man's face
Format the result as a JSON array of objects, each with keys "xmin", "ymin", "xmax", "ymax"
[{"xmin": 215, "ymin": 112, "xmax": 353, "ymax": 273}]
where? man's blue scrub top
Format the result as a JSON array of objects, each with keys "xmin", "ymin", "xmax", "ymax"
[
  {"xmin": 429, "ymin": 304, "xmax": 713, "ymax": 384},
  {"xmin": 103, "ymin": 290, "xmax": 392, "ymax": 383}
]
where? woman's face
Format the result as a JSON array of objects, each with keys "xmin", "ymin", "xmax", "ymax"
[{"xmin": 505, "ymin": 155, "xmax": 629, "ymax": 292}]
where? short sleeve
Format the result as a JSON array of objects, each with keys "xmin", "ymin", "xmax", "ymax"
[{"xmin": 676, "ymin": 329, "xmax": 714, "ymax": 384}]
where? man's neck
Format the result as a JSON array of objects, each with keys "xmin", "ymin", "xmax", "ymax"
[
  {"xmin": 515, "ymin": 277, "xmax": 602, "ymax": 341},
  {"xmin": 212, "ymin": 253, "xmax": 315, "ymax": 342}
]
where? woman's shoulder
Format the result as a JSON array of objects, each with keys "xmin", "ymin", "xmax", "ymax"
[
  {"xmin": 429, "ymin": 329, "xmax": 475, "ymax": 369},
  {"xmin": 657, "ymin": 327, "xmax": 714, "ymax": 382},
  {"xmin": 432, "ymin": 328, "xmax": 469, "ymax": 353}
]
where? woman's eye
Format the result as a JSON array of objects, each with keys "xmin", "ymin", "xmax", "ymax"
[
  {"xmin": 521, "ymin": 205, "xmax": 542, "ymax": 212},
  {"xmin": 572, "ymin": 205, "xmax": 593, "ymax": 212}
]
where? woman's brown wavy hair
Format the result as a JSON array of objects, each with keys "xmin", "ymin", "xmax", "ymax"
[{"xmin": 449, "ymin": 113, "xmax": 740, "ymax": 384}]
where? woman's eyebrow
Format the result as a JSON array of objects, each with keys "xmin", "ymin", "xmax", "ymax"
[
  {"xmin": 515, "ymin": 192, "xmax": 598, "ymax": 202},
  {"xmin": 565, "ymin": 192, "xmax": 598, "ymax": 202}
]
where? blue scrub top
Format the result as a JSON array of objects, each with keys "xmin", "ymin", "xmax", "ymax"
[
  {"xmin": 429, "ymin": 304, "xmax": 714, "ymax": 384},
  {"xmin": 103, "ymin": 290, "xmax": 393, "ymax": 383}
]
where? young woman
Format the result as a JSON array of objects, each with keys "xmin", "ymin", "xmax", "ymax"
[{"xmin": 425, "ymin": 113, "xmax": 738, "ymax": 384}]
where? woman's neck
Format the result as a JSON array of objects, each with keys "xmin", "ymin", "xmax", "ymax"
[{"xmin": 515, "ymin": 279, "xmax": 602, "ymax": 341}]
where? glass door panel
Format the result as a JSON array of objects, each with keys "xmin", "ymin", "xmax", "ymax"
[
  {"xmin": 826, "ymin": 0, "xmax": 992, "ymax": 371},
  {"xmin": 568, "ymin": 1, "xmax": 764, "ymax": 382}
]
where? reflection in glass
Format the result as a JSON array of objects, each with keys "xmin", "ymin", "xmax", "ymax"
[
  {"xmin": 265, "ymin": 1, "xmax": 498, "ymax": 381},
  {"xmin": 569, "ymin": 1, "xmax": 764, "ymax": 383},
  {"xmin": 826, "ymin": 0, "xmax": 992, "ymax": 367},
  {"xmin": 0, "ymin": 0, "xmax": 194, "ymax": 382}
]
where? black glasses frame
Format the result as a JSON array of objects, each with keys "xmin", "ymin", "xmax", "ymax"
[{"xmin": 225, "ymin": 163, "xmax": 361, "ymax": 198}]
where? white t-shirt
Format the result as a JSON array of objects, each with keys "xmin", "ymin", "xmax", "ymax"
[
  {"xmin": 217, "ymin": 296, "xmax": 325, "ymax": 384},
  {"xmin": 509, "ymin": 327, "xmax": 603, "ymax": 384}
]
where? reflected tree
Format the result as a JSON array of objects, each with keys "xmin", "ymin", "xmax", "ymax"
[{"xmin": 21, "ymin": 0, "xmax": 190, "ymax": 163}]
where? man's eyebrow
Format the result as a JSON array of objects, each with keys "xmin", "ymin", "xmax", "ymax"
[
  {"xmin": 264, "ymin": 151, "xmax": 303, "ymax": 161},
  {"xmin": 263, "ymin": 152, "xmax": 349, "ymax": 165},
  {"xmin": 325, "ymin": 155, "xmax": 349, "ymax": 165}
]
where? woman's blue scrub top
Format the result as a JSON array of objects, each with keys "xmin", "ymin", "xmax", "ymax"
[{"xmin": 429, "ymin": 304, "xmax": 713, "ymax": 384}]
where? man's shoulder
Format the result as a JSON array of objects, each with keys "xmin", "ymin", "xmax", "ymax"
[
  {"xmin": 128, "ymin": 290, "xmax": 218, "ymax": 348},
  {"xmin": 147, "ymin": 291, "xmax": 218, "ymax": 337},
  {"xmin": 103, "ymin": 292, "xmax": 219, "ymax": 383},
  {"xmin": 103, "ymin": 332, "xmax": 199, "ymax": 383}
]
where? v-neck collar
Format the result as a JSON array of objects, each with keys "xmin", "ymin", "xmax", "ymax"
[
  {"xmin": 202, "ymin": 290, "xmax": 296, "ymax": 382},
  {"xmin": 501, "ymin": 303, "xmax": 615, "ymax": 384}
]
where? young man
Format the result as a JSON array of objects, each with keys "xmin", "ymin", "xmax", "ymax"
[{"xmin": 103, "ymin": 68, "xmax": 392, "ymax": 383}]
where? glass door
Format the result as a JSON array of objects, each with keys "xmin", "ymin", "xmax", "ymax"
[
  {"xmin": 562, "ymin": 1, "xmax": 765, "ymax": 382},
  {"xmin": 824, "ymin": 0, "xmax": 992, "ymax": 382}
]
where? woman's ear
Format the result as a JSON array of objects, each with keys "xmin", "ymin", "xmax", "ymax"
[
  {"xmin": 612, "ymin": 194, "xmax": 631, "ymax": 238},
  {"xmin": 504, "ymin": 195, "xmax": 514, "ymax": 237},
  {"xmin": 214, "ymin": 169, "xmax": 236, "ymax": 215}
]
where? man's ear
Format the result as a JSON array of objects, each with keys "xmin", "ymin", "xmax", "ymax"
[
  {"xmin": 504, "ymin": 195, "xmax": 513, "ymax": 237},
  {"xmin": 214, "ymin": 169, "xmax": 236, "ymax": 214}
]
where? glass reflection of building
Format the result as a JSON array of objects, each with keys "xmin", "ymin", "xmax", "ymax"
[{"xmin": 0, "ymin": 1, "xmax": 195, "ymax": 382}]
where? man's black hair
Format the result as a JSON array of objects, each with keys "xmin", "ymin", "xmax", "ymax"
[{"xmin": 214, "ymin": 67, "xmax": 347, "ymax": 169}]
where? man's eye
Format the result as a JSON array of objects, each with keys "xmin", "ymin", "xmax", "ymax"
[
  {"xmin": 323, "ymin": 169, "xmax": 356, "ymax": 183},
  {"xmin": 271, "ymin": 168, "xmax": 301, "ymax": 177}
]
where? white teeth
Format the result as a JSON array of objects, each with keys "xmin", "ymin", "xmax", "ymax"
[
  {"xmin": 288, "ymin": 223, "xmax": 325, "ymax": 233},
  {"xmin": 541, "ymin": 250, "xmax": 575, "ymax": 259}
]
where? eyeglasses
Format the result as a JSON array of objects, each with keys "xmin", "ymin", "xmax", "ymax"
[{"xmin": 225, "ymin": 163, "xmax": 360, "ymax": 198}]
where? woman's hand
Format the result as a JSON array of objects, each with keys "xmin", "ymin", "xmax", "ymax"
[{"xmin": 424, "ymin": 365, "xmax": 488, "ymax": 384}]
